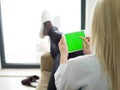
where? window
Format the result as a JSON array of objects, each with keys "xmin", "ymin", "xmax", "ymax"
[{"xmin": 0, "ymin": 0, "xmax": 86, "ymax": 68}]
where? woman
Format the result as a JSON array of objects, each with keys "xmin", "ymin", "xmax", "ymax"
[{"xmin": 40, "ymin": 0, "xmax": 120, "ymax": 90}]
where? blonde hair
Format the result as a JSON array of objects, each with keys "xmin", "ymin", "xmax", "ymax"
[{"xmin": 91, "ymin": 0, "xmax": 120, "ymax": 90}]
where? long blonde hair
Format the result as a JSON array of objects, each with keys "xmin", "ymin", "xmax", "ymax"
[{"xmin": 91, "ymin": 0, "xmax": 120, "ymax": 90}]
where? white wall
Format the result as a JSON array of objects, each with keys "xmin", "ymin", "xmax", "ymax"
[{"xmin": 85, "ymin": 0, "xmax": 97, "ymax": 36}]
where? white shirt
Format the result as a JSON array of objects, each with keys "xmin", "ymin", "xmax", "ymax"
[{"xmin": 55, "ymin": 54, "xmax": 109, "ymax": 90}]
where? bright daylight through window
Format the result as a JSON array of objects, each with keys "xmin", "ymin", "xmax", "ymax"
[{"xmin": 1, "ymin": 0, "xmax": 81, "ymax": 64}]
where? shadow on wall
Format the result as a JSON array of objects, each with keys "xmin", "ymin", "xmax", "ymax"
[{"xmin": 0, "ymin": 55, "xmax": 1, "ymax": 69}]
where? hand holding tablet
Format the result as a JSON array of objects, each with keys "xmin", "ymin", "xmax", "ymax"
[{"xmin": 64, "ymin": 30, "xmax": 85, "ymax": 53}]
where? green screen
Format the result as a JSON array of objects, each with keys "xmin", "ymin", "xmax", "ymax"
[{"xmin": 65, "ymin": 31, "xmax": 85, "ymax": 53}]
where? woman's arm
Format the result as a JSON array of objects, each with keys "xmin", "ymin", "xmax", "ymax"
[
  {"xmin": 54, "ymin": 36, "xmax": 68, "ymax": 89},
  {"xmin": 58, "ymin": 36, "xmax": 68, "ymax": 64}
]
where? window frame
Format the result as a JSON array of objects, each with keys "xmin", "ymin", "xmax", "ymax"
[{"xmin": 0, "ymin": 0, "xmax": 86, "ymax": 68}]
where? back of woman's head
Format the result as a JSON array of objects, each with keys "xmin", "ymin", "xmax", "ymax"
[{"xmin": 91, "ymin": 0, "xmax": 120, "ymax": 90}]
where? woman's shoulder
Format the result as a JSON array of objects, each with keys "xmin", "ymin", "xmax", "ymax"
[
  {"xmin": 61, "ymin": 54, "xmax": 108, "ymax": 90},
  {"xmin": 67, "ymin": 54, "xmax": 101, "ymax": 75},
  {"xmin": 68, "ymin": 54, "xmax": 98, "ymax": 66}
]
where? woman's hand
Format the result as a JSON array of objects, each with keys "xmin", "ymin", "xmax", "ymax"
[
  {"xmin": 58, "ymin": 36, "xmax": 68, "ymax": 64},
  {"xmin": 80, "ymin": 36, "xmax": 92, "ymax": 55}
]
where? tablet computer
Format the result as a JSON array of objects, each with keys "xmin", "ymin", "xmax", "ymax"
[{"xmin": 64, "ymin": 30, "xmax": 85, "ymax": 53}]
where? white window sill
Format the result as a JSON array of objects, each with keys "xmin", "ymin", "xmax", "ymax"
[{"xmin": 0, "ymin": 69, "xmax": 40, "ymax": 77}]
